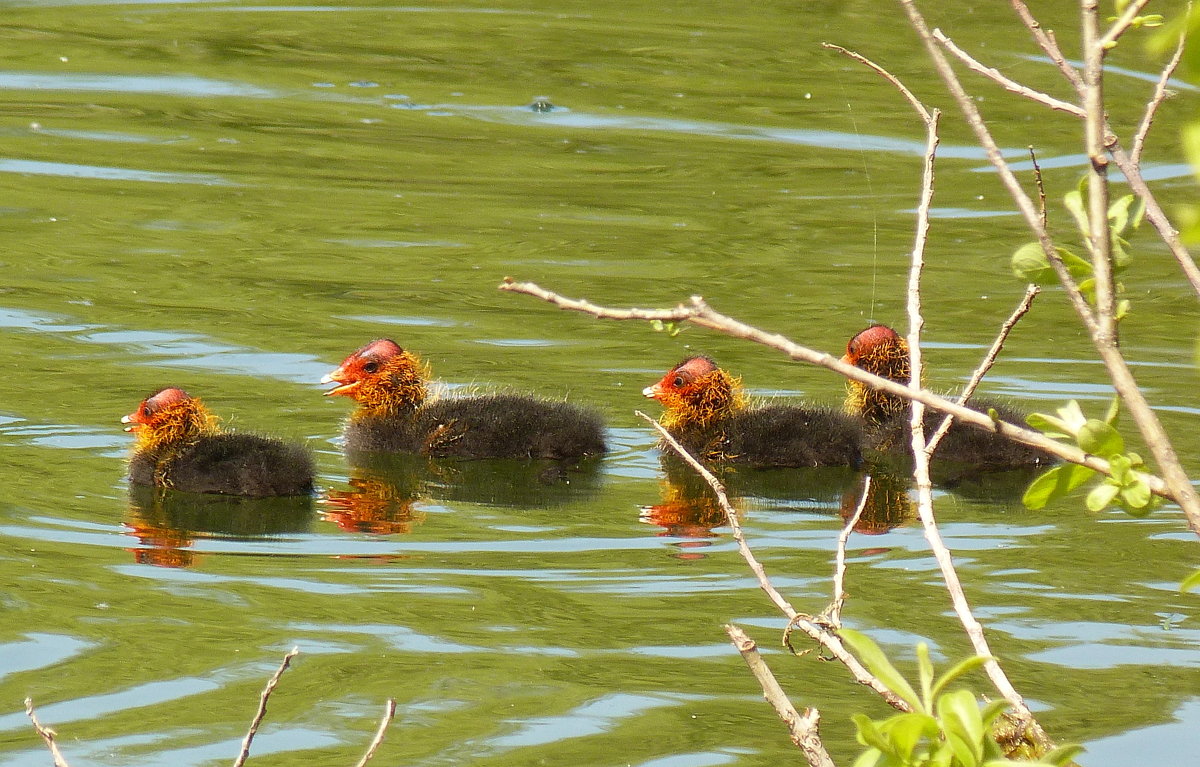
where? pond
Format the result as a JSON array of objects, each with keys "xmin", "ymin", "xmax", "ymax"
[{"xmin": 0, "ymin": 1, "xmax": 1197, "ymax": 765}]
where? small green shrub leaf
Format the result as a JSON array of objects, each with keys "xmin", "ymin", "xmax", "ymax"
[
  {"xmin": 929, "ymin": 655, "xmax": 990, "ymax": 702},
  {"xmin": 1077, "ymin": 419, "xmax": 1124, "ymax": 456},
  {"xmin": 1086, "ymin": 482, "xmax": 1120, "ymax": 512},
  {"xmin": 1181, "ymin": 570, "xmax": 1200, "ymax": 593},
  {"xmin": 1023, "ymin": 463, "xmax": 1097, "ymax": 510},
  {"xmin": 840, "ymin": 629, "xmax": 923, "ymax": 711}
]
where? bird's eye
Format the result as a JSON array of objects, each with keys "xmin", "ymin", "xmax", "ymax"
[
  {"xmin": 673, "ymin": 376, "xmax": 685, "ymax": 388},
  {"xmin": 363, "ymin": 361, "xmax": 379, "ymax": 374},
  {"xmin": 141, "ymin": 404, "xmax": 153, "ymax": 416}
]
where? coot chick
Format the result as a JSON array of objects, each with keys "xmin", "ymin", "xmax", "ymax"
[
  {"xmin": 322, "ymin": 339, "xmax": 607, "ymax": 459},
  {"xmin": 842, "ymin": 324, "xmax": 1052, "ymax": 470},
  {"xmin": 123, "ymin": 388, "xmax": 315, "ymax": 497},
  {"xmin": 643, "ymin": 355, "xmax": 862, "ymax": 468}
]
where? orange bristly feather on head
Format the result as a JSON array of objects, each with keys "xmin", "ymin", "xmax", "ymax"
[
  {"xmin": 659, "ymin": 368, "xmax": 747, "ymax": 430},
  {"xmin": 845, "ymin": 332, "xmax": 912, "ymax": 425},
  {"xmin": 349, "ymin": 349, "xmax": 430, "ymax": 420},
  {"xmin": 134, "ymin": 398, "xmax": 220, "ymax": 454}
]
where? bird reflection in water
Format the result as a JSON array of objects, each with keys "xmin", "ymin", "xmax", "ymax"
[
  {"xmin": 124, "ymin": 485, "xmax": 315, "ymax": 568},
  {"xmin": 640, "ymin": 474, "xmax": 734, "ymax": 559},
  {"xmin": 323, "ymin": 471, "xmax": 426, "ymax": 535},
  {"xmin": 323, "ymin": 452, "xmax": 604, "ymax": 535},
  {"xmin": 839, "ymin": 470, "xmax": 917, "ymax": 539}
]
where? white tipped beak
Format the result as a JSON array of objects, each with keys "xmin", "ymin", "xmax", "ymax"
[
  {"xmin": 320, "ymin": 373, "xmax": 335, "ymax": 384},
  {"xmin": 120, "ymin": 415, "xmax": 132, "ymax": 424},
  {"xmin": 642, "ymin": 385, "xmax": 658, "ymax": 398}
]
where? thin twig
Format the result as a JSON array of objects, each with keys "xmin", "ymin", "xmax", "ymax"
[
  {"xmin": 1096, "ymin": 0, "xmax": 1154, "ymax": 50},
  {"xmin": 1131, "ymin": 5, "xmax": 1188, "ymax": 166},
  {"xmin": 827, "ymin": 475, "xmax": 871, "ymax": 629},
  {"xmin": 1029, "ymin": 147, "xmax": 1047, "ymax": 231},
  {"xmin": 926, "ymin": 285, "xmax": 1040, "ymax": 454},
  {"xmin": 725, "ymin": 624, "xmax": 837, "ymax": 767},
  {"xmin": 1082, "ymin": 0, "xmax": 1119, "ymax": 342},
  {"xmin": 634, "ymin": 410, "xmax": 911, "ymax": 710},
  {"xmin": 898, "ymin": 90, "xmax": 1049, "ymax": 746},
  {"xmin": 25, "ymin": 698, "xmax": 71, "ymax": 767},
  {"xmin": 233, "ymin": 647, "xmax": 299, "ymax": 767},
  {"xmin": 1009, "ymin": 0, "xmax": 1086, "ymax": 92},
  {"xmin": 822, "ymin": 43, "xmax": 932, "ymax": 121},
  {"xmin": 354, "ymin": 699, "xmax": 397, "ymax": 767},
  {"xmin": 502, "ymin": 279, "xmax": 1166, "ymax": 499},
  {"xmin": 932, "ymin": 29, "xmax": 1085, "ymax": 116}
]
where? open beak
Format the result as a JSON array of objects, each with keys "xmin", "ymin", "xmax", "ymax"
[
  {"xmin": 321, "ymin": 368, "xmax": 360, "ymax": 397},
  {"xmin": 642, "ymin": 382, "xmax": 663, "ymax": 399},
  {"xmin": 120, "ymin": 413, "xmax": 139, "ymax": 432}
]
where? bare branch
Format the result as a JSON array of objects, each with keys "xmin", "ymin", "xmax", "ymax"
[
  {"xmin": 635, "ymin": 410, "xmax": 912, "ymax": 710},
  {"xmin": 1029, "ymin": 147, "xmax": 1048, "ymax": 230},
  {"xmin": 926, "ymin": 285, "xmax": 1039, "ymax": 454},
  {"xmin": 822, "ymin": 43, "xmax": 932, "ymax": 122},
  {"xmin": 932, "ymin": 29, "xmax": 1085, "ymax": 116},
  {"xmin": 725, "ymin": 624, "xmax": 837, "ymax": 767},
  {"xmin": 353, "ymin": 699, "xmax": 397, "ymax": 767},
  {"xmin": 1132, "ymin": 9, "xmax": 1188, "ymax": 166},
  {"xmin": 901, "ymin": 120, "xmax": 1049, "ymax": 747},
  {"xmin": 504, "ymin": 280, "xmax": 1168, "ymax": 499},
  {"xmin": 25, "ymin": 699, "xmax": 71, "ymax": 767},
  {"xmin": 233, "ymin": 647, "xmax": 299, "ymax": 767},
  {"xmin": 1097, "ymin": 0, "xmax": 1154, "ymax": 50},
  {"xmin": 1009, "ymin": 0, "xmax": 1086, "ymax": 92},
  {"xmin": 1108, "ymin": 142, "xmax": 1200, "ymax": 297},
  {"xmin": 827, "ymin": 475, "xmax": 871, "ymax": 629}
]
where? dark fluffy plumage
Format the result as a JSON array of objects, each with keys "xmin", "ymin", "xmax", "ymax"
[
  {"xmin": 345, "ymin": 393, "xmax": 607, "ymax": 460},
  {"xmin": 130, "ymin": 433, "xmax": 315, "ymax": 497},
  {"xmin": 869, "ymin": 399, "xmax": 1053, "ymax": 471},
  {"xmin": 667, "ymin": 404, "xmax": 863, "ymax": 468}
]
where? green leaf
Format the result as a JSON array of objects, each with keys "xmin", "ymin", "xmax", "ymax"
[
  {"xmin": 1109, "ymin": 454, "xmax": 1133, "ymax": 483},
  {"xmin": 1023, "ymin": 463, "xmax": 1097, "ymax": 510},
  {"xmin": 1042, "ymin": 743, "xmax": 1088, "ymax": 766},
  {"xmin": 1026, "ymin": 412, "xmax": 1072, "ymax": 439},
  {"xmin": 939, "ymin": 689, "xmax": 985, "ymax": 763},
  {"xmin": 1077, "ymin": 419, "xmax": 1124, "ymax": 456},
  {"xmin": 851, "ymin": 713, "xmax": 890, "ymax": 751},
  {"xmin": 851, "ymin": 747, "xmax": 883, "ymax": 767},
  {"xmin": 840, "ymin": 629, "xmax": 924, "ymax": 711},
  {"xmin": 916, "ymin": 642, "xmax": 934, "ymax": 711},
  {"xmin": 1104, "ymin": 397, "xmax": 1121, "ymax": 426},
  {"xmin": 1129, "ymin": 195, "xmax": 1146, "ymax": 230},
  {"xmin": 883, "ymin": 713, "xmax": 936, "ymax": 760},
  {"xmin": 1181, "ymin": 570, "xmax": 1200, "ymax": 593},
  {"xmin": 929, "ymin": 655, "xmax": 990, "ymax": 703},
  {"xmin": 1012, "ymin": 242, "xmax": 1057, "ymax": 283},
  {"xmin": 1086, "ymin": 482, "xmax": 1120, "ymax": 512},
  {"xmin": 945, "ymin": 730, "xmax": 979, "ymax": 767},
  {"xmin": 1064, "ymin": 189, "xmax": 1090, "ymax": 236},
  {"xmin": 978, "ymin": 699, "xmax": 1010, "ymax": 728},
  {"xmin": 1120, "ymin": 478, "xmax": 1152, "ymax": 509},
  {"xmin": 1109, "ymin": 194, "xmax": 1134, "ymax": 234},
  {"xmin": 1056, "ymin": 401, "xmax": 1088, "ymax": 433},
  {"xmin": 1115, "ymin": 299, "xmax": 1131, "ymax": 321}
]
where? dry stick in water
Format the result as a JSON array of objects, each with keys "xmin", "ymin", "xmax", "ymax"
[
  {"xmin": 725, "ymin": 624, "xmax": 837, "ymax": 767},
  {"xmin": 500, "ymin": 278, "xmax": 1166, "ymax": 500},
  {"xmin": 232, "ymin": 647, "xmax": 299, "ymax": 767},
  {"xmin": 634, "ymin": 411, "xmax": 912, "ymax": 712},
  {"xmin": 25, "ymin": 698, "xmax": 71, "ymax": 767},
  {"xmin": 899, "ymin": 0, "xmax": 1200, "ymax": 537},
  {"xmin": 827, "ymin": 475, "xmax": 872, "ymax": 630},
  {"xmin": 354, "ymin": 699, "xmax": 397, "ymax": 767}
]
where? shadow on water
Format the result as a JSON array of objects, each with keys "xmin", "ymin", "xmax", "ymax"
[{"xmin": 124, "ymin": 485, "xmax": 315, "ymax": 568}]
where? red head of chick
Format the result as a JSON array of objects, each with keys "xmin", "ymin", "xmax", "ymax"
[
  {"xmin": 122, "ymin": 387, "xmax": 219, "ymax": 453},
  {"xmin": 644, "ymin": 355, "xmax": 862, "ymax": 468},
  {"xmin": 642, "ymin": 356, "xmax": 747, "ymax": 431},
  {"xmin": 842, "ymin": 324, "xmax": 911, "ymax": 425},
  {"xmin": 322, "ymin": 339, "xmax": 429, "ymax": 418},
  {"xmin": 123, "ymin": 387, "xmax": 313, "ymax": 497}
]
